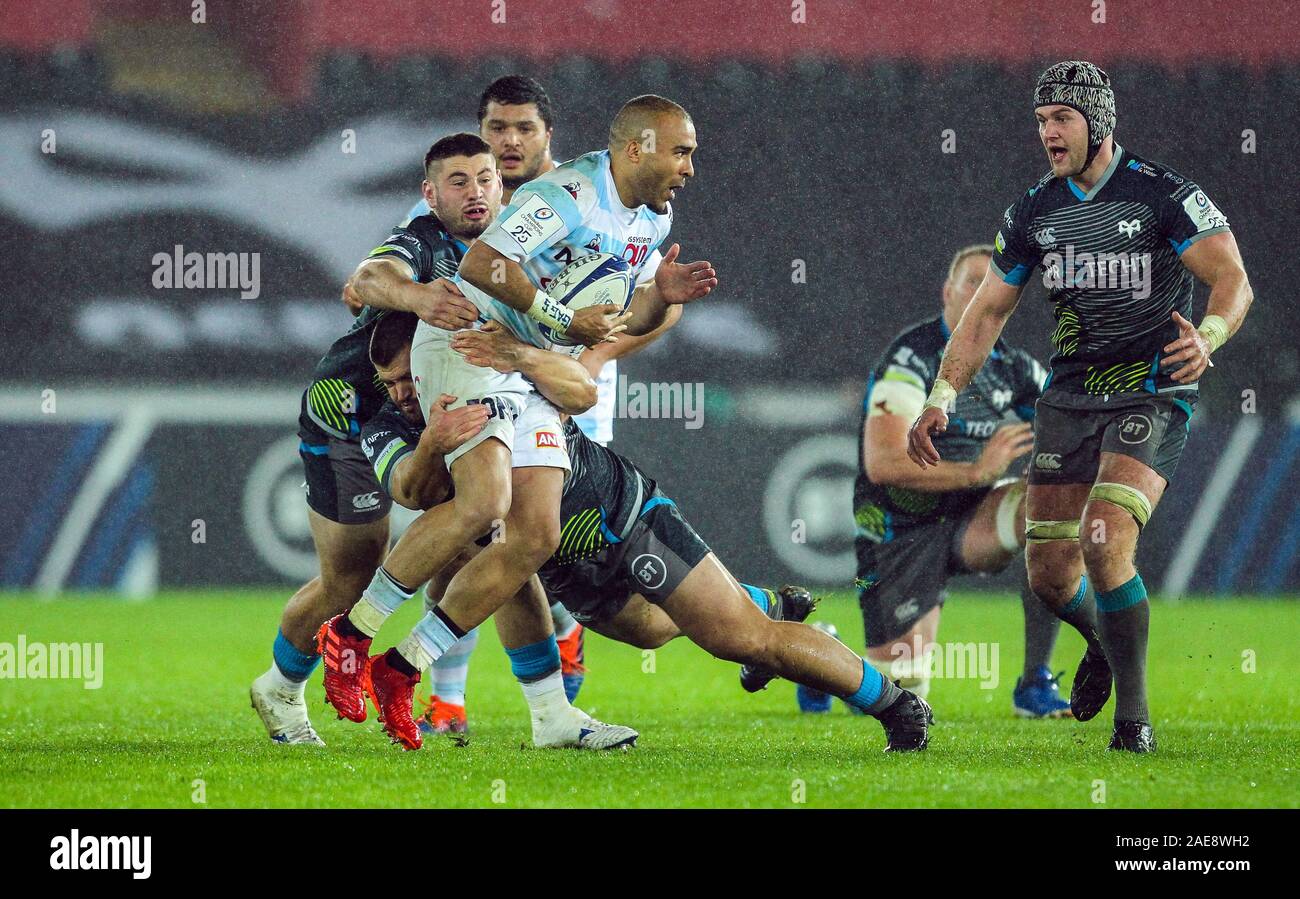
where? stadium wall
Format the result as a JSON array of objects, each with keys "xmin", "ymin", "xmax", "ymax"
[{"xmin": 1, "ymin": 387, "xmax": 1297, "ymax": 597}]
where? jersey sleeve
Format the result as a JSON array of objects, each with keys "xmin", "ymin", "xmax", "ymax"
[
  {"xmin": 1157, "ymin": 178, "xmax": 1230, "ymax": 255},
  {"xmin": 989, "ymin": 193, "xmax": 1041, "ymax": 287},
  {"xmin": 360, "ymin": 407, "xmax": 421, "ymax": 495},
  {"xmin": 479, "ymin": 179, "xmax": 590, "ymax": 265},
  {"xmin": 361, "ymin": 227, "xmax": 436, "ymax": 281},
  {"xmin": 864, "ymin": 337, "xmax": 934, "ymax": 421}
]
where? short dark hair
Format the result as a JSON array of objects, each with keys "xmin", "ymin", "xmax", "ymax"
[
  {"xmin": 424, "ymin": 132, "xmax": 493, "ymax": 175},
  {"xmin": 369, "ymin": 311, "xmax": 419, "ymax": 368},
  {"xmin": 477, "ymin": 75, "xmax": 554, "ymax": 129}
]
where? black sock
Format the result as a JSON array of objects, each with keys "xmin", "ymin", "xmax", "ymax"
[
  {"xmin": 385, "ymin": 646, "xmax": 419, "ymax": 677},
  {"xmin": 866, "ymin": 671, "xmax": 903, "ymax": 716},
  {"xmin": 336, "ymin": 614, "xmax": 367, "ymax": 641},
  {"xmin": 1096, "ymin": 575, "xmax": 1151, "ymax": 723},
  {"xmin": 1020, "ymin": 569, "xmax": 1061, "ymax": 680}
]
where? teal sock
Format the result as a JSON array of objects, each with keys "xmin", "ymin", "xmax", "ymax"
[
  {"xmin": 1096, "ymin": 573, "xmax": 1150, "ymax": 722},
  {"xmin": 741, "ymin": 583, "xmax": 771, "ymax": 615}
]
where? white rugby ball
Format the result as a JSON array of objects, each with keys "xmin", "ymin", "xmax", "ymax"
[{"xmin": 541, "ymin": 252, "xmax": 635, "ymax": 346}]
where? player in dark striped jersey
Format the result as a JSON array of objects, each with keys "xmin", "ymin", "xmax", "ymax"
[
  {"xmin": 250, "ymin": 135, "xmax": 502, "ymax": 745},
  {"xmin": 908, "ymin": 61, "xmax": 1254, "ymax": 752},
  {"xmin": 358, "ymin": 323, "xmax": 934, "ymax": 752}
]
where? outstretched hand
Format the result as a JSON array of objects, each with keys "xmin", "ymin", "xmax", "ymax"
[{"xmin": 654, "ymin": 243, "xmax": 717, "ymax": 305}]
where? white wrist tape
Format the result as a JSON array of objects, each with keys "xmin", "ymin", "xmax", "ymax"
[
  {"xmin": 526, "ymin": 289, "xmax": 573, "ymax": 336},
  {"xmin": 925, "ymin": 378, "xmax": 957, "ymax": 412}
]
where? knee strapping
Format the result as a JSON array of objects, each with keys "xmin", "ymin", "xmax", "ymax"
[
  {"xmin": 995, "ymin": 479, "xmax": 1026, "ymax": 553},
  {"xmin": 1089, "ymin": 482, "xmax": 1152, "ymax": 528},
  {"xmin": 1025, "ymin": 518, "xmax": 1081, "ymax": 544}
]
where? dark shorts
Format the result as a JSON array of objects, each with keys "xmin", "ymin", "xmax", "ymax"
[
  {"xmin": 299, "ymin": 436, "xmax": 392, "ymax": 525},
  {"xmin": 856, "ymin": 500, "xmax": 987, "ymax": 647},
  {"xmin": 1027, "ymin": 389, "xmax": 1197, "ymax": 486},
  {"xmin": 538, "ymin": 493, "xmax": 711, "ymax": 624}
]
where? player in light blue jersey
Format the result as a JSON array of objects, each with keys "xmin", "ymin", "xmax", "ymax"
[{"xmin": 322, "ymin": 96, "xmax": 715, "ymax": 748}]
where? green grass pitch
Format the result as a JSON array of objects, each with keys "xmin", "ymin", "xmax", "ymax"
[{"xmin": 1, "ymin": 590, "xmax": 1296, "ymax": 808}]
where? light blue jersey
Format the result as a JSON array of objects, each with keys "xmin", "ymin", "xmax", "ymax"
[{"xmin": 466, "ymin": 150, "xmax": 671, "ymax": 350}]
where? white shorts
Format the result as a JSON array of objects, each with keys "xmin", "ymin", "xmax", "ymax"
[{"xmin": 410, "ymin": 322, "xmax": 570, "ymax": 471}]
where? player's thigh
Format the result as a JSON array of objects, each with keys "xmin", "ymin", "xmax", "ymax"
[
  {"xmin": 957, "ymin": 479, "xmax": 1027, "ymax": 573},
  {"xmin": 308, "ymin": 508, "xmax": 389, "ymax": 595},
  {"xmin": 660, "ymin": 553, "xmax": 771, "ymax": 660},
  {"xmin": 585, "ymin": 592, "xmax": 680, "ymax": 650},
  {"xmin": 447, "ymin": 436, "xmax": 513, "ymax": 526},
  {"xmin": 505, "ymin": 465, "xmax": 565, "ymax": 554}
]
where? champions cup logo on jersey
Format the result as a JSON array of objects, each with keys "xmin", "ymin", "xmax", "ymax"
[
  {"xmin": 0, "ymin": 636, "xmax": 104, "ymax": 689},
  {"xmin": 1041, "ymin": 245, "xmax": 1152, "ymax": 299}
]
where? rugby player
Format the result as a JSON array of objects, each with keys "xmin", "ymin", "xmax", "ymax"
[
  {"xmin": 249, "ymin": 133, "xmax": 499, "ymax": 745},
  {"xmin": 358, "ymin": 324, "xmax": 935, "ymax": 752},
  {"xmin": 908, "ymin": 61, "xmax": 1253, "ymax": 752},
  {"xmin": 317, "ymin": 95, "xmax": 716, "ymax": 748},
  {"xmin": 801, "ymin": 245, "xmax": 1073, "ymax": 718},
  {"xmin": 345, "ymin": 77, "xmax": 685, "ymax": 731}
]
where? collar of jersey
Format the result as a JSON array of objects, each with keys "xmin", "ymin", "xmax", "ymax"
[{"xmin": 1067, "ymin": 143, "xmax": 1124, "ymax": 202}]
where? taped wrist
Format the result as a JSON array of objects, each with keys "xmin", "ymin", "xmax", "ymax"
[
  {"xmin": 1197, "ymin": 314, "xmax": 1229, "ymax": 353},
  {"xmin": 527, "ymin": 289, "xmax": 573, "ymax": 336},
  {"xmin": 925, "ymin": 378, "xmax": 957, "ymax": 412}
]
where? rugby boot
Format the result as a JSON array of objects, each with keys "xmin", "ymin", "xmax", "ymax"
[{"xmin": 316, "ymin": 614, "xmax": 371, "ymax": 723}]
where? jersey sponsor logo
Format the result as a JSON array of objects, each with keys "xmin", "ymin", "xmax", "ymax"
[
  {"xmin": 631, "ymin": 553, "xmax": 668, "ymax": 590},
  {"xmin": 1127, "ymin": 160, "xmax": 1157, "ymax": 177},
  {"xmin": 1033, "ymin": 227, "xmax": 1057, "ymax": 249},
  {"xmin": 1163, "ymin": 171, "xmax": 1185, "ymax": 185},
  {"xmin": 361, "ymin": 429, "xmax": 391, "ymax": 456},
  {"xmin": 535, "ymin": 430, "xmax": 561, "ymax": 449},
  {"xmin": 1117, "ymin": 413, "xmax": 1153, "ymax": 445},
  {"xmin": 500, "ymin": 192, "xmax": 566, "ymax": 251},
  {"xmin": 994, "ymin": 231, "xmax": 1006, "ymax": 253},
  {"xmin": 1034, "ymin": 452, "xmax": 1062, "ymax": 470},
  {"xmin": 1182, "ymin": 190, "xmax": 1227, "ymax": 233},
  {"xmin": 351, "ymin": 492, "xmax": 381, "ymax": 510},
  {"xmin": 1042, "ymin": 247, "xmax": 1152, "ymax": 300}
]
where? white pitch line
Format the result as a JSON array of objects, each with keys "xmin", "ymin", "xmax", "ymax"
[{"xmin": 1162, "ymin": 416, "xmax": 1263, "ymax": 599}]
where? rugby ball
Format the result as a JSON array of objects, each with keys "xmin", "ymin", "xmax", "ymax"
[{"xmin": 541, "ymin": 252, "xmax": 635, "ymax": 346}]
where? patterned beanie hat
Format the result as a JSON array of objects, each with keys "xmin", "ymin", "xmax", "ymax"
[{"xmin": 1033, "ymin": 60, "xmax": 1116, "ymax": 157}]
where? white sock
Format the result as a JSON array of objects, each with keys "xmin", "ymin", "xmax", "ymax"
[
  {"xmin": 265, "ymin": 663, "xmax": 304, "ymax": 696},
  {"xmin": 521, "ymin": 669, "xmax": 572, "ymax": 731},
  {"xmin": 550, "ymin": 602, "xmax": 578, "ymax": 640},
  {"xmin": 349, "ymin": 568, "xmax": 415, "ymax": 637},
  {"xmin": 431, "ymin": 627, "xmax": 478, "ymax": 706}
]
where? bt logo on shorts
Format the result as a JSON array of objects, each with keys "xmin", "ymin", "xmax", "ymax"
[
  {"xmin": 1118, "ymin": 413, "xmax": 1153, "ymax": 445},
  {"xmin": 631, "ymin": 553, "xmax": 668, "ymax": 590},
  {"xmin": 351, "ymin": 492, "xmax": 380, "ymax": 511},
  {"xmin": 1034, "ymin": 453, "xmax": 1062, "ymax": 470}
]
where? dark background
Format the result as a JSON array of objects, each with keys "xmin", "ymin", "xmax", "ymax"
[{"xmin": 0, "ymin": 0, "xmax": 1296, "ymax": 593}]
